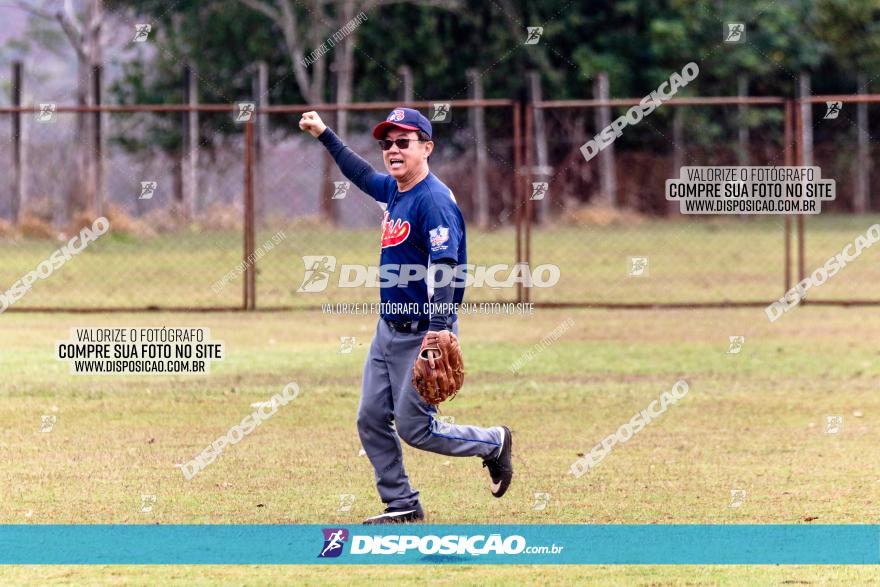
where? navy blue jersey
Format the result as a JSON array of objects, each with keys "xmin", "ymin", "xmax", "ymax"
[{"xmin": 319, "ymin": 129, "xmax": 467, "ymax": 322}]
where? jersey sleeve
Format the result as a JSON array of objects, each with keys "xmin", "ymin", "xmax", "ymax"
[
  {"xmin": 419, "ymin": 189, "xmax": 463, "ymax": 264},
  {"xmin": 318, "ymin": 128, "xmax": 393, "ymax": 204}
]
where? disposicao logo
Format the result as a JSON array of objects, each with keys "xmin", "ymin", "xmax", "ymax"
[
  {"xmin": 318, "ymin": 529, "xmax": 533, "ymax": 557},
  {"xmin": 318, "ymin": 528, "xmax": 349, "ymax": 558}
]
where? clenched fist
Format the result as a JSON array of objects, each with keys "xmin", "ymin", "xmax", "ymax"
[{"xmin": 299, "ymin": 111, "xmax": 327, "ymax": 138}]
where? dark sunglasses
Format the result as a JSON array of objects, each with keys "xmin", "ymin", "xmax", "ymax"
[{"xmin": 378, "ymin": 138, "xmax": 427, "ymax": 150}]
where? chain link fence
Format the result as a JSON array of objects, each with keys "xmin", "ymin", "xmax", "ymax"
[
  {"xmin": 523, "ymin": 97, "xmax": 794, "ymax": 307},
  {"xmin": 0, "ymin": 106, "xmax": 247, "ymax": 310},
  {"xmin": 795, "ymin": 96, "xmax": 880, "ymax": 304},
  {"xmin": 0, "ymin": 102, "xmax": 523, "ymax": 311},
  {"xmin": 253, "ymin": 102, "xmax": 521, "ymax": 310},
  {"xmin": 0, "ymin": 98, "xmax": 877, "ymax": 311}
]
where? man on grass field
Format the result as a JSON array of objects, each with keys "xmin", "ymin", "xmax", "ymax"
[{"xmin": 299, "ymin": 107, "xmax": 513, "ymax": 524}]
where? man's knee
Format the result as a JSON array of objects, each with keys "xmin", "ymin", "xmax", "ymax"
[
  {"xmin": 357, "ymin": 403, "xmax": 391, "ymax": 434},
  {"xmin": 396, "ymin": 416, "xmax": 432, "ymax": 449}
]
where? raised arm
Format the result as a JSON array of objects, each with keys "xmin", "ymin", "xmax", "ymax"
[{"xmin": 299, "ymin": 111, "xmax": 391, "ymax": 203}]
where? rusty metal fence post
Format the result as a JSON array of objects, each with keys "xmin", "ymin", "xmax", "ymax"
[
  {"xmin": 10, "ymin": 62, "xmax": 22, "ymax": 224},
  {"xmin": 93, "ymin": 65, "xmax": 103, "ymax": 217},
  {"xmin": 783, "ymin": 99, "xmax": 793, "ymax": 295},
  {"xmin": 523, "ymin": 104, "xmax": 534, "ymax": 304},
  {"xmin": 794, "ymin": 98, "xmax": 806, "ymax": 298},
  {"xmin": 243, "ymin": 119, "xmax": 256, "ymax": 310},
  {"xmin": 513, "ymin": 101, "xmax": 523, "ymax": 304}
]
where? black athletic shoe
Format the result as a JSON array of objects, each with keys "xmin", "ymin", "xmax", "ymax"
[
  {"xmin": 482, "ymin": 426, "xmax": 513, "ymax": 498},
  {"xmin": 362, "ymin": 503, "xmax": 425, "ymax": 525}
]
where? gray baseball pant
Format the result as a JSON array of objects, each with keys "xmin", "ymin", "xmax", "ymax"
[{"xmin": 357, "ymin": 318, "xmax": 503, "ymax": 509}]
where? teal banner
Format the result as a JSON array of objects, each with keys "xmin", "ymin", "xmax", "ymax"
[{"xmin": 0, "ymin": 525, "xmax": 877, "ymax": 564}]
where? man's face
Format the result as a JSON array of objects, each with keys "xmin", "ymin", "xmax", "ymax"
[{"xmin": 382, "ymin": 128, "xmax": 433, "ymax": 179}]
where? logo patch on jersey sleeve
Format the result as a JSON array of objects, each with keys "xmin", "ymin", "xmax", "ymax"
[{"xmin": 429, "ymin": 225, "xmax": 450, "ymax": 252}]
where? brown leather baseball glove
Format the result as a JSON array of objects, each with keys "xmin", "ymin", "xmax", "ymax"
[{"xmin": 411, "ymin": 330, "xmax": 464, "ymax": 405}]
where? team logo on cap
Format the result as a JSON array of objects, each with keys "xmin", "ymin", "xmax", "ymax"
[{"xmin": 388, "ymin": 109, "xmax": 406, "ymax": 122}]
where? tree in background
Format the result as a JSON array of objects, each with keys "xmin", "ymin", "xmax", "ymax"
[
  {"xmin": 107, "ymin": 0, "xmax": 286, "ymax": 218},
  {"xmin": 814, "ymin": 0, "xmax": 880, "ymax": 211},
  {"xmin": 14, "ymin": 0, "xmax": 880, "ymax": 219},
  {"xmin": 235, "ymin": 0, "xmax": 460, "ymax": 222},
  {"xmin": 14, "ymin": 0, "xmax": 108, "ymax": 220}
]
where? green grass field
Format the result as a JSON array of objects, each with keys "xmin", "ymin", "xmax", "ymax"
[
  {"xmin": 3, "ymin": 305, "xmax": 880, "ymax": 584},
  {"xmin": 2, "ymin": 216, "xmax": 880, "ymax": 584}
]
